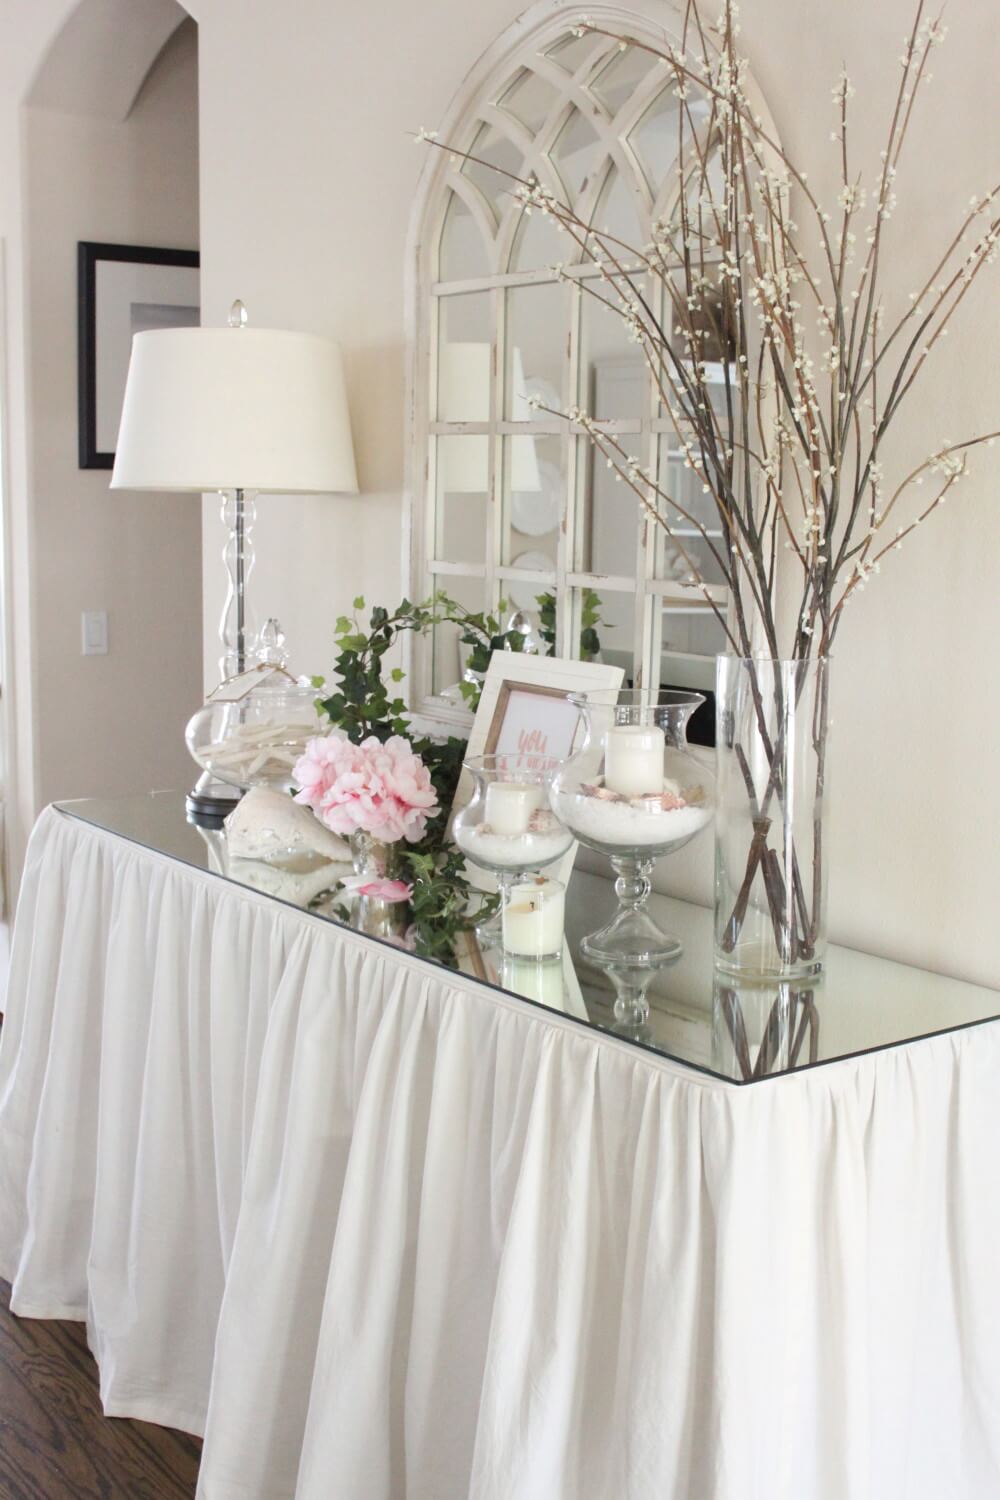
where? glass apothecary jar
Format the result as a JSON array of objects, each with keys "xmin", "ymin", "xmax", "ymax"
[{"xmin": 186, "ymin": 674, "xmax": 321, "ymax": 793}]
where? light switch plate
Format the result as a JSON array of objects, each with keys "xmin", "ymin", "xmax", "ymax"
[{"xmin": 81, "ymin": 610, "xmax": 108, "ymax": 656}]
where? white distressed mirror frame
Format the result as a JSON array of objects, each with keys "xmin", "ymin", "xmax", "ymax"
[{"xmin": 402, "ymin": 0, "xmax": 778, "ymax": 731}]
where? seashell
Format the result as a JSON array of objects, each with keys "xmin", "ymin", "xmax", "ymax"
[
  {"xmin": 225, "ymin": 785, "xmax": 351, "ymax": 864},
  {"xmin": 632, "ymin": 794, "xmax": 668, "ymax": 815},
  {"xmin": 527, "ymin": 808, "xmax": 559, "ymax": 833},
  {"xmin": 227, "ymin": 855, "xmax": 346, "ymax": 905}
]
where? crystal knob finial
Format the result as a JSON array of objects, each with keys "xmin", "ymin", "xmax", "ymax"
[
  {"xmin": 505, "ymin": 608, "xmax": 542, "ymax": 655},
  {"xmin": 228, "ymin": 299, "xmax": 248, "ymax": 329},
  {"xmin": 256, "ymin": 617, "xmax": 288, "ymax": 667}
]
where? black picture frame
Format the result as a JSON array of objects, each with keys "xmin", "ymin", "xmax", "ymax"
[{"xmin": 77, "ymin": 241, "xmax": 200, "ymax": 470}]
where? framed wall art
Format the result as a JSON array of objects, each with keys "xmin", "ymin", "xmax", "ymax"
[{"xmin": 77, "ymin": 241, "xmax": 200, "ymax": 469}]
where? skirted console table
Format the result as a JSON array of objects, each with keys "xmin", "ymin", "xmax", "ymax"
[{"xmin": 1, "ymin": 794, "xmax": 999, "ymax": 1498}]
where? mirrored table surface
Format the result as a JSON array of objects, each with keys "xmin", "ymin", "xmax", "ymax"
[{"xmin": 55, "ymin": 792, "xmax": 1000, "ymax": 1086}]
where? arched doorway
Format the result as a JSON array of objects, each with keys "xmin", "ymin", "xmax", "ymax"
[{"xmin": 1, "ymin": 0, "xmax": 201, "ymax": 940}]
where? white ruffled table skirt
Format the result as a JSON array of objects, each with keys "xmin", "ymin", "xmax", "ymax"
[{"xmin": 1, "ymin": 807, "xmax": 999, "ymax": 1499}]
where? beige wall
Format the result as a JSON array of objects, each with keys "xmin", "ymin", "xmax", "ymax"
[
  {"xmin": 0, "ymin": 0, "xmax": 79, "ymax": 892},
  {"xmin": 192, "ymin": 0, "xmax": 1000, "ymax": 987},
  {"xmin": 195, "ymin": 0, "xmax": 530, "ymax": 684},
  {"xmin": 24, "ymin": 20, "xmax": 202, "ymax": 808}
]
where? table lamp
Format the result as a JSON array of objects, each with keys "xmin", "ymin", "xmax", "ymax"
[
  {"xmin": 111, "ymin": 300, "xmax": 358, "ymax": 817},
  {"xmin": 111, "ymin": 300, "xmax": 358, "ymax": 678}
]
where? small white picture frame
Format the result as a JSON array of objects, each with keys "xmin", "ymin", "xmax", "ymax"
[
  {"xmin": 467, "ymin": 652, "xmax": 624, "ymax": 762},
  {"xmin": 451, "ymin": 651, "xmax": 624, "ymax": 889}
]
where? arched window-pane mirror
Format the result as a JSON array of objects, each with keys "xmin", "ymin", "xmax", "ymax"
[{"xmin": 408, "ymin": 3, "xmax": 766, "ymax": 724}]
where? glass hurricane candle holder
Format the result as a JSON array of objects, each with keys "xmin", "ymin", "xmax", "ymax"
[
  {"xmin": 548, "ymin": 689, "xmax": 714, "ymax": 1012},
  {"xmin": 452, "ymin": 753, "xmax": 573, "ymax": 947}
]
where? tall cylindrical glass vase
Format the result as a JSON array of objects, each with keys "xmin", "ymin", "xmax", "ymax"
[{"xmin": 714, "ymin": 657, "xmax": 831, "ymax": 980}]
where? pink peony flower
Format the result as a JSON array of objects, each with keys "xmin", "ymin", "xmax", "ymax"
[{"xmin": 293, "ymin": 731, "xmax": 438, "ymax": 844}]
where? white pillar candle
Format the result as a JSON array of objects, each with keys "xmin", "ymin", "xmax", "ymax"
[
  {"xmin": 484, "ymin": 781, "xmax": 543, "ymax": 835},
  {"xmin": 603, "ymin": 724, "xmax": 665, "ymax": 796},
  {"xmin": 502, "ymin": 878, "xmax": 565, "ymax": 958}
]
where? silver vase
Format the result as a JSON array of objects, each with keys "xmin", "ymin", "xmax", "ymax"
[
  {"xmin": 348, "ymin": 831, "xmax": 411, "ymax": 941},
  {"xmin": 349, "ymin": 830, "xmax": 399, "ymax": 880}
]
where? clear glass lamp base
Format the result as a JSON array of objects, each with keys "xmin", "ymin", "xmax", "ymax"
[{"xmin": 581, "ymin": 855, "xmax": 682, "ymax": 1029}]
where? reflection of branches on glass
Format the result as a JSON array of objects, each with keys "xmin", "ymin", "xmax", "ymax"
[
  {"xmin": 714, "ymin": 982, "xmax": 820, "ymax": 1081},
  {"xmin": 536, "ymin": 588, "xmax": 608, "ymax": 661}
]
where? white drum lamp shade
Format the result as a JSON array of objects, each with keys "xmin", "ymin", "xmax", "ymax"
[{"xmin": 110, "ymin": 326, "xmax": 358, "ymax": 494}]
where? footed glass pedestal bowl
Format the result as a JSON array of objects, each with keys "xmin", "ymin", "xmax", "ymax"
[{"xmin": 548, "ymin": 689, "xmax": 715, "ymax": 1026}]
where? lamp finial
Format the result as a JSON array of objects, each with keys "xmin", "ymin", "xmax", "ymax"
[{"xmin": 228, "ymin": 299, "xmax": 248, "ymax": 329}]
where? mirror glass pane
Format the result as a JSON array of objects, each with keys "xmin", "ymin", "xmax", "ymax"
[
  {"xmin": 462, "ymin": 121, "xmax": 522, "ymax": 219},
  {"xmin": 656, "ymin": 444, "xmax": 727, "ymax": 587},
  {"xmin": 438, "ymin": 190, "xmax": 491, "ymax": 282},
  {"xmin": 592, "ymin": 43, "xmax": 652, "ymax": 114},
  {"xmin": 502, "ymin": 559, "xmax": 556, "ymax": 615},
  {"xmin": 585, "ymin": 433, "xmax": 641, "ymax": 580},
  {"xmin": 435, "ymin": 437, "xmax": 490, "ymax": 565},
  {"xmin": 552, "ymin": 107, "xmax": 605, "ymax": 207},
  {"xmin": 423, "ymin": 23, "xmax": 740, "ymax": 698},
  {"xmin": 506, "ymin": 283, "xmax": 564, "ymax": 418},
  {"xmin": 502, "ymin": 432, "xmax": 563, "ymax": 571},
  {"xmin": 544, "ymin": 32, "xmax": 603, "ymax": 76},
  {"xmin": 435, "ymin": 433, "xmax": 490, "ymax": 501},
  {"xmin": 509, "ymin": 199, "xmax": 567, "ymax": 273},
  {"xmin": 593, "ymin": 162, "xmax": 645, "ymax": 254},
  {"xmin": 499, "ymin": 66, "xmax": 558, "ymax": 134},
  {"xmin": 567, "ymin": 583, "xmax": 616, "ymax": 662},
  {"xmin": 660, "ymin": 602, "xmax": 728, "ymax": 660},
  {"xmin": 430, "ymin": 572, "xmax": 483, "ymax": 696},
  {"xmin": 437, "ymin": 292, "xmax": 492, "ymax": 421},
  {"xmin": 632, "ymin": 87, "xmax": 684, "ymax": 192},
  {"xmin": 579, "ymin": 275, "xmax": 648, "ymax": 421},
  {"xmin": 579, "ymin": 431, "xmax": 639, "ymax": 677},
  {"xmin": 674, "ymin": 137, "xmax": 725, "ymax": 233},
  {"xmin": 660, "ymin": 278, "xmax": 736, "ymax": 414}
]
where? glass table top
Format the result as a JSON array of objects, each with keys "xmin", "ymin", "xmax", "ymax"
[{"xmin": 56, "ymin": 791, "xmax": 1000, "ymax": 1086}]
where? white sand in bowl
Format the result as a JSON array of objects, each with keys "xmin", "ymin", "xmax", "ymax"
[
  {"xmin": 455, "ymin": 822, "xmax": 571, "ymax": 870},
  {"xmin": 553, "ymin": 790, "xmax": 712, "ymax": 849}
]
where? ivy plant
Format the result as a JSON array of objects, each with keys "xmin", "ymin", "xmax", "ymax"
[
  {"xmin": 310, "ymin": 593, "xmax": 501, "ymax": 959},
  {"xmin": 435, "ymin": 597, "xmax": 526, "ymax": 706}
]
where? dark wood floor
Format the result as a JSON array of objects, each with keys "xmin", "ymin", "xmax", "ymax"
[{"xmin": 0, "ymin": 1279, "xmax": 201, "ymax": 1498}]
